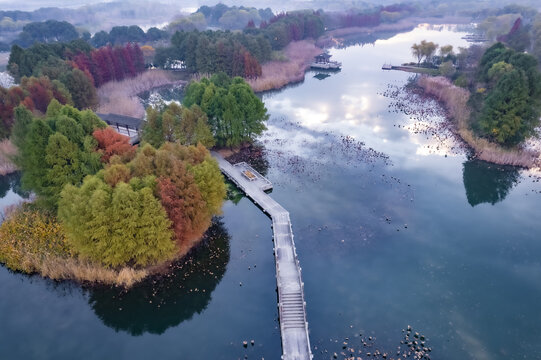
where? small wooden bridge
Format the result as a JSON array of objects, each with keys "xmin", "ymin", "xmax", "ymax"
[
  {"xmin": 212, "ymin": 152, "xmax": 313, "ymax": 360},
  {"xmin": 97, "ymin": 113, "xmax": 141, "ymax": 144}
]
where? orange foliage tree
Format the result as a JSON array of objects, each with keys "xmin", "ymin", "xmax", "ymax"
[{"xmin": 93, "ymin": 127, "xmax": 136, "ymax": 163}]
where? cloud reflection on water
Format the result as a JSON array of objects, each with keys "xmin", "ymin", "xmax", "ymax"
[{"xmin": 263, "ymin": 24, "xmax": 471, "ymax": 169}]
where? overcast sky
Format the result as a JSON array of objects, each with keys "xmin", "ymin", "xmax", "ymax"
[
  {"xmin": 0, "ymin": 0, "xmax": 102, "ymax": 10},
  {"xmin": 0, "ymin": 0, "xmax": 200, "ymax": 11}
]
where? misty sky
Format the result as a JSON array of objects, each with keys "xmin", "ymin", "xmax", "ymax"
[
  {"xmin": 0, "ymin": 0, "xmax": 95, "ymax": 10},
  {"xmin": 1, "ymin": 0, "xmax": 309, "ymax": 12},
  {"xmin": 0, "ymin": 0, "xmax": 200, "ymax": 11}
]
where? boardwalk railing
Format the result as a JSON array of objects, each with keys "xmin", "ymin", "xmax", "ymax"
[{"xmin": 212, "ymin": 152, "xmax": 313, "ymax": 360}]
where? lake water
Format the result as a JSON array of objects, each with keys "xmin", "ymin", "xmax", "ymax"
[{"xmin": 1, "ymin": 25, "xmax": 541, "ymax": 360}]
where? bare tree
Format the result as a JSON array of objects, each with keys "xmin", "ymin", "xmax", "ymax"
[{"xmin": 411, "ymin": 43, "xmax": 423, "ymax": 65}]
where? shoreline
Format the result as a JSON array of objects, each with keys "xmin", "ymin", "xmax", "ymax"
[
  {"xmin": 97, "ymin": 70, "xmax": 187, "ymax": 118},
  {"xmin": 417, "ymin": 76, "xmax": 540, "ymax": 169},
  {"xmin": 317, "ymin": 15, "xmax": 472, "ymax": 47},
  {"xmin": 247, "ymin": 16, "xmax": 472, "ymax": 93},
  {"xmin": 0, "ymin": 203, "xmax": 216, "ymax": 288},
  {"xmin": 246, "ymin": 40, "xmax": 323, "ymax": 93}
]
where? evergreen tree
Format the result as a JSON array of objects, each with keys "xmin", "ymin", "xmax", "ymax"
[
  {"xmin": 60, "ymin": 69, "xmax": 98, "ymax": 109},
  {"xmin": 183, "ymin": 74, "xmax": 268, "ymax": 147},
  {"xmin": 11, "ymin": 105, "xmax": 33, "ymax": 152},
  {"xmin": 45, "ymin": 98, "xmax": 63, "ymax": 118},
  {"xmin": 474, "ymin": 44, "xmax": 541, "ymax": 146},
  {"xmin": 45, "ymin": 133, "xmax": 83, "ymax": 207},
  {"xmin": 21, "ymin": 119, "xmax": 53, "ymax": 194},
  {"xmin": 141, "ymin": 107, "xmax": 164, "ymax": 148}
]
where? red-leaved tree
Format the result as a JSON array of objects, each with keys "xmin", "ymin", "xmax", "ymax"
[
  {"xmin": 156, "ymin": 176, "xmax": 187, "ymax": 247},
  {"xmin": 93, "ymin": 127, "xmax": 136, "ymax": 163}
]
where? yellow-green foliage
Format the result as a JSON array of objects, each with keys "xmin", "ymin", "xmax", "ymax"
[
  {"xmin": 0, "ymin": 206, "xmax": 149, "ymax": 287},
  {"xmin": 59, "ymin": 176, "xmax": 175, "ymax": 268},
  {"xmin": 189, "ymin": 154, "xmax": 227, "ymax": 216},
  {"xmin": 0, "ymin": 206, "xmax": 73, "ymax": 273}
]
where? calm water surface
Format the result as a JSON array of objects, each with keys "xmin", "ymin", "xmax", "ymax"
[{"xmin": 1, "ymin": 25, "xmax": 541, "ymax": 359}]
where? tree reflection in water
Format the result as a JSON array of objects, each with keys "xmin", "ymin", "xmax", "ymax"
[
  {"xmin": 462, "ymin": 159, "xmax": 521, "ymax": 207},
  {"xmin": 0, "ymin": 172, "xmax": 29, "ymax": 199},
  {"xmin": 87, "ymin": 218, "xmax": 230, "ymax": 336}
]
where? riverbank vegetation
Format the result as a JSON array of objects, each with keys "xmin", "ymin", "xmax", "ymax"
[
  {"xmin": 0, "ymin": 206, "xmax": 148, "ymax": 287},
  {"xmin": 4, "ymin": 40, "xmax": 146, "ymax": 116},
  {"xmin": 247, "ymin": 40, "xmax": 322, "ymax": 92},
  {"xmin": 0, "ymin": 101, "xmax": 226, "ymax": 286},
  {"xmin": 408, "ymin": 10, "xmax": 541, "ymax": 168},
  {"xmin": 471, "ymin": 43, "xmax": 541, "ymax": 146},
  {"xmin": 0, "ymin": 75, "xmax": 73, "ymax": 138},
  {"xmin": 418, "ymin": 76, "xmax": 539, "ymax": 167},
  {"xmin": 97, "ymin": 70, "xmax": 184, "ymax": 118}
]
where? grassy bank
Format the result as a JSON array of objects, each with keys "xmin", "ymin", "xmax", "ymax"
[
  {"xmin": 418, "ymin": 76, "xmax": 540, "ymax": 168},
  {"xmin": 246, "ymin": 40, "xmax": 322, "ymax": 93}
]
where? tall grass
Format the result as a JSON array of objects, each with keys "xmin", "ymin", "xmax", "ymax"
[
  {"xmin": 418, "ymin": 76, "xmax": 540, "ymax": 168},
  {"xmin": 97, "ymin": 70, "xmax": 186, "ymax": 118},
  {"xmin": 247, "ymin": 40, "xmax": 322, "ymax": 92},
  {"xmin": 39, "ymin": 257, "xmax": 148, "ymax": 288},
  {"xmin": 0, "ymin": 139, "xmax": 18, "ymax": 176},
  {"xmin": 0, "ymin": 207, "xmax": 149, "ymax": 288}
]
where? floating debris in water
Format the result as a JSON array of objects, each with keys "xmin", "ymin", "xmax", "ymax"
[{"xmin": 312, "ymin": 325, "xmax": 433, "ymax": 360}]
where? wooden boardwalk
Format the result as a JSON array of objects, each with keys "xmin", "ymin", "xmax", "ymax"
[{"xmin": 212, "ymin": 152, "xmax": 313, "ymax": 360}]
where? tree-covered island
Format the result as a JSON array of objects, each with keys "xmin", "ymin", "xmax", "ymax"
[{"xmin": 0, "ymin": 49, "xmax": 268, "ymax": 286}]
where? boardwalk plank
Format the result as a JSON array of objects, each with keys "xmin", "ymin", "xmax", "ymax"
[{"xmin": 212, "ymin": 152, "xmax": 313, "ymax": 360}]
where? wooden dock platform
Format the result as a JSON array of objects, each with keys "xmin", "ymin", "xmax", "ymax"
[{"xmin": 212, "ymin": 152, "xmax": 313, "ymax": 360}]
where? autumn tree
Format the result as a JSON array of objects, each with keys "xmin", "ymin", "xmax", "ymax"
[
  {"xmin": 0, "ymin": 77, "xmax": 72, "ymax": 137},
  {"xmin": 411, "ymin": 40, "xmax": 438, "ymax": 65},
  {"xmin": 129, "ymin": 143, "xmax": 224, "ymax": 248},
  {"xmin": 93, "ymin": 127, "xmax": 136, "ymax": 163},
  {"xmin": 439, "ymin": 45, "xmax": 454, "ymax": 58}
]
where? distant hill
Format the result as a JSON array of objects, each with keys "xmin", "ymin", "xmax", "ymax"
[{"xmin": 0, "ymin": 1, "xmax": 183, "ymax": 35}]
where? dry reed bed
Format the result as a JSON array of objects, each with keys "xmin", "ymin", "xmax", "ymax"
[
  {"xmin": 97, "ymin": 70, "xmax": 186, "ymax": 118},
  {"xmin": 418, "ymin": 76, "xmax": 540, "ymax": 168},
  {"xmin": 247, "ymin": 40, "xmax": 323, "ymax": 92},
  {"xmin": 13, "ymin": 234, "xmax": 208, "ymax": 288},
  {"xmin": 0, "ymin": 139, "xmax": 18, "ymax": 176},
  {"xmin": 37, "ymin": 256, "xmax": 149, "ymax": 288}
]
